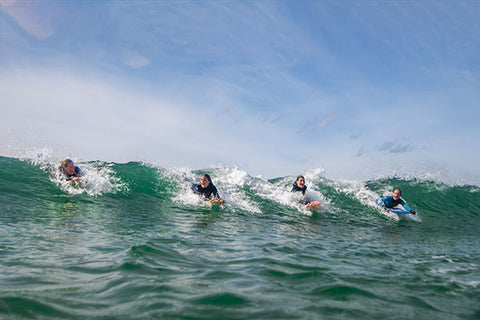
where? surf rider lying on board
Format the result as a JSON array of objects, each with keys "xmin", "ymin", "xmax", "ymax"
[
  {"xmin": 379, "ymin": 188, "xmax": 416, "ymax": 214},
  {"xmin": 291, "ymin": 175, "xmax": 321, "ymax": 208},
  {"xmin": 59, "ymin": 158, "xmax": 82, "ymax": 183},
  {"xmin": 192, "ymin": 174, "xmax": 224, "ymax": 204}
]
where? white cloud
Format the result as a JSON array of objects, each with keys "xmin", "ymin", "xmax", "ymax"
[
  {"xmin": 1, "ymin": 65, "xmax": 479, "ymax": 183},
  {"xmin": 125, "ymin": 53, "xmax": 150, "ymax": 69},
  {"xmin": 0, "ymin": 69, "xmax": 311, "ymax": 177},
  {"xmin": 1, "ymin": 1, "xmax": 479, "ymax": 183}
]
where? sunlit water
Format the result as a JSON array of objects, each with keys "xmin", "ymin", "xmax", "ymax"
[{"xmin": 1, "ymin": 156, "xmax": 479, "ymax": 319}]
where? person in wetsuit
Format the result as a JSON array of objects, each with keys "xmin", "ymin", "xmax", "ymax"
[
  {"xmin": 379, "ymin": 188, "xmax": 416, "ymax": 214},
  {"xmin": 192, "ymin": 174, "xmax": 224, "ymax": 203},
  {"xmin": 291, "ymin": 175, "xmax": 307, "ymax": 195},
  {"xmin": 59, "ymin": 158, "xmax": 82, "ymax": 183},
  {"xmin": 291, "ymin": 175, "xmax": 320, "ymax": 207}
]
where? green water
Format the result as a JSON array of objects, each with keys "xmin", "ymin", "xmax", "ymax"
[{"xmin": 1, "ymin": 156, "xmax": 479, "ymax": 319}]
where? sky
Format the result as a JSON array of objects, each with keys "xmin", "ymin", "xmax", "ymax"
[{"xmin": 1, "ymin": 0, "xmax": 479, "ymax": 183}]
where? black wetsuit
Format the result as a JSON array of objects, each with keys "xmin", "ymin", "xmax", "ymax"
[
  {"xmin": 291, "ymin": 182, "xmax": 307, "ymax": 195},
  {"xmin": 192, "ymin": 183, "xmax": 220, "ymax": 200},
  {"xmin": 64, "ymin": 166, "xmax": 81, "ymax": 181},
  {"xmin": 291, "ymin": 182, "xmax": 308, "ymax": 204}
]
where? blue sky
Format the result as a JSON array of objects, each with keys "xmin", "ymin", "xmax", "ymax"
[{"xmin": 1, "ymin": 1, "xmax": 479, "ymax": 182}]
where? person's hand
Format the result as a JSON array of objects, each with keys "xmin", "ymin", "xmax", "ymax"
[{"xmin": 68, "ymin": 177, "xmax": 81, "ymax": 183}]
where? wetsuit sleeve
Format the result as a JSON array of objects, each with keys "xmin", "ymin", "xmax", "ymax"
[
  {"xmin": 192, "ymin": 184, "xmax": 200, "ymax": 194},
  {"xmin": 400, "ymin": 199, "xmax": 412, "ymax": 212},
  {"xmin": 212, "ymin": 186, "xmax": 220, "ymax": 199},
  {"xmin": 378, "ymin": 197, "xmax": 386, "ymax": 208},
  {"xmin": 298, "ymin": 199, "xmax": 309, "ymax": 205}
]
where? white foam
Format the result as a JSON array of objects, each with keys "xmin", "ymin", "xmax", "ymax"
[
  {"xmin": 331, "ymin": 178, "xmax": 400, "ymax": 220},
  {"xmin": 167, "ymin": 166, "xmax": 261, "ymax": 213},
  {"xmin": 166, "ymin": 166, "xmax": 333, "ymax": 214},
  {"xmin": 248, "ymin": 170, "xmax": 331, "ymax": 214},
  {"xmin": 16, "ymin": 147, "xmax": 126, "ymax": 196},
  {"xmin": 51, "ymin": 161, "xmax": 127, "ymax": 196}
]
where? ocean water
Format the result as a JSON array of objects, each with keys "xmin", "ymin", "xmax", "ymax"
[{"xmin": 0, "ymin": 155, "xmax": 479, "ymax": 319}]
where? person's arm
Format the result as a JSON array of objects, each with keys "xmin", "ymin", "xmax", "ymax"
[
  {"xmin": 400, "ymin": 199, "xmax": 415, "ymax": 214},
  {"xmin": 208, "ymin": 186, "xmax": 224, "ymax": 203},
  {"xmin": 75, "ymin": 166, "xmax": 82, "ymax": 176},
  {"xmin": 297, "ymin": 199, "xmax": 308, "ymax": 205},
  {"xmin": 192, "ymin": 184, "xmax": 200, "ymax": 194},
  {"xmin": 378, "ymin": 196, "xmax": 388, "ymax": 208},
  {"xmin": 65, "ymin": 167, "xmax": 82, "ymax": 183}
]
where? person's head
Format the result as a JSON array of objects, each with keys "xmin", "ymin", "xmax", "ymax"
[
  {"xmin": 200, "ymin": 174, "xmax": 212, "ymax": 188},
  {"xmin": 60, "ymin": 159, "xmax": 76, "ymax": 175},
  {"xmin": 392, "ymin": 188, "xmax": 402, "ymax": 200},
  {"xmin": 295, "ymin": 175, "xmax": 306, "ymax": 188}
]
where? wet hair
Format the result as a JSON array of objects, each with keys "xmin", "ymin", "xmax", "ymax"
[
  {"xmin": 60, "ymin": 158, "xmax": 74, "ymax": 170},
  {"xmin": 201, "ymin": 174, "xmax": 212, "ymax": 183},
  {"xmin": 295, "ymin": 175, "xmax": 305, "ymax": 183},
  {"xmin": 393, "ymin": 188, "xmax": 402, "ymax": 195}
]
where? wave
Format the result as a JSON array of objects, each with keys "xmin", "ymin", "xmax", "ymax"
[{"xmin": 1, "ymin": 155, "xmax": 479, "ymax": 231}]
